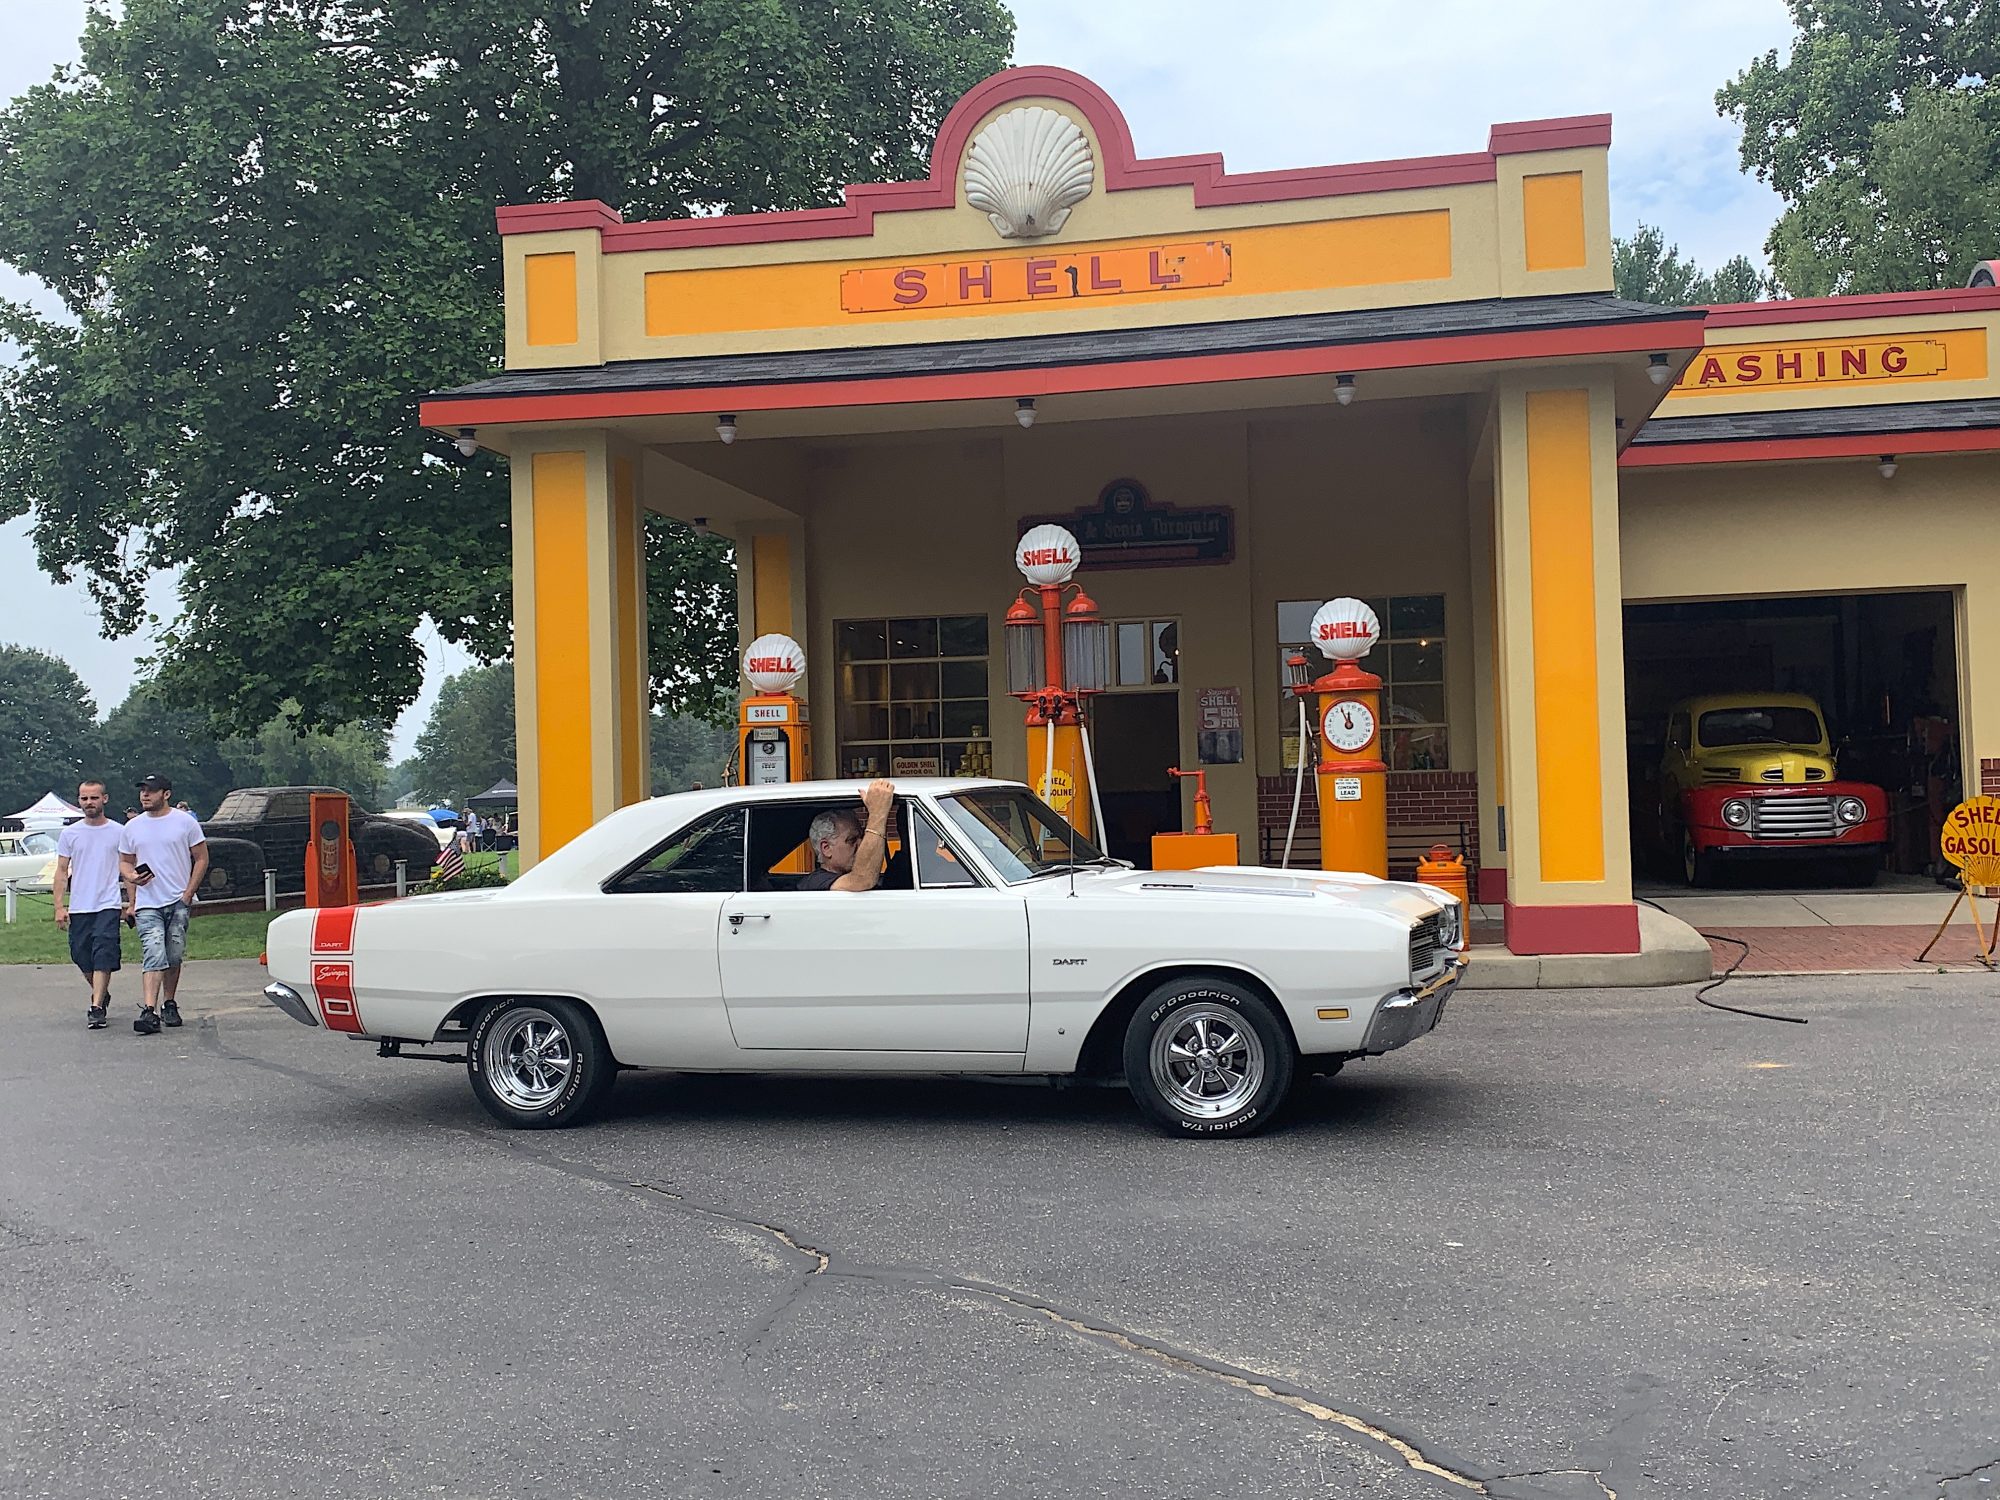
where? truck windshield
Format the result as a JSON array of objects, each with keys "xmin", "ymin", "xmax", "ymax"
[
  {"xmin": 1697, "ymin": 706, "xmax": 1824, "ymax": 748},
  {"xmin": 936, "ymin": 789, "xmax": 1107, "ymax": 883}
]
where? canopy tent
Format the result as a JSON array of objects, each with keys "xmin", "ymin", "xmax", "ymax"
[
  {"xmin": 8, "ymin": 791, "xmax": 83, "ymax": 831},
  {"xmin": 468, "ymin": 780, "xmax": 518, "ymax": 809}
]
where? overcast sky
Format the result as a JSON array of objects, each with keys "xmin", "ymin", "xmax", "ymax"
[{"xmin": 0, "ymin": 0, "xmax": 1795, "ymax": 759}]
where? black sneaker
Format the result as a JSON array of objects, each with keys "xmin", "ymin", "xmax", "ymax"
[
  {"xmin": 162, "ymin": 1000, "xmax": 183, "ymax": 1028},
  {"xmin": 133, "ymin": 1008, "xmax": 162, "ymax": 1035},
  {"xmin": 87, "ymin": 1006, "xmax": 107, "ymax": 1030}
]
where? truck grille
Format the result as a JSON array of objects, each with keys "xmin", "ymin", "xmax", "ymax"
[
  {"xmin": 1748, "ymin": 796, "xmax": 1836, "ymax": 838},
  {"xmin": 1409, "ymin": 914, "xmax": 1447, "ymax": 979}
]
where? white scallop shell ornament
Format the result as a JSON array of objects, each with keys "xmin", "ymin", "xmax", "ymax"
[
  {"xmin": 1309, "ymin": 598, "xmax": 1381, "ymax": 662},
  {"xmin": 743, "ymin": 633, "xmax": 805, "ymax": 694},
  {"xmin": 963, "ymin": 106, "xmax": 1094, "ymax": 240},
  {"xmin": 1015, "ymin": 524, "xmax": 1082, "ymax": 586}
]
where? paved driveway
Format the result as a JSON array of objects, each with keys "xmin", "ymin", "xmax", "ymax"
[{"xmin": 1, "ymin": 960, "xmax": 1994, "ymax": 1499}]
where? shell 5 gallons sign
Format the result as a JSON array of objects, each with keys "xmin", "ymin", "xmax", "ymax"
[{"xmin": 1941, "ymin": 797, "xmax": 2000, "ymax": 886}]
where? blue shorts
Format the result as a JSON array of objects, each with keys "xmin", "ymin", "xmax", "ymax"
[
  {"xmin": 136, "ymin": 902, "xmax": 190, "ymax": 972},
  {"xmin": 67, "ymin": 909, "xmax": 122, "ymax": 978}
]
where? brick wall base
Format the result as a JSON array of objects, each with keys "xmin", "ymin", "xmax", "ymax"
[
  {"xmin": 1256, "ymin": 771, "xmax": 1480, "ymax": 880},
  {"xmin": 1983, "ymin": 757, "xmax": 2000, "ymax": 796}
]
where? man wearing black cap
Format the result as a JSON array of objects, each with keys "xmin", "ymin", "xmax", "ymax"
[{"xmin": 117, "ymin": 773, "xmax": 209, "ymax": 1034}]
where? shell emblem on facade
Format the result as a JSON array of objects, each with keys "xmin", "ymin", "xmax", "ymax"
[{"xmin": 963, "ymin": 106, "xmax": 1095, "ymax": 240}]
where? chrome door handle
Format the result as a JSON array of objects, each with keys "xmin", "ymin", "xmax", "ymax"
[{"xmin": 728, "ymin": 913, "xmax": 771, "ymax": 928}]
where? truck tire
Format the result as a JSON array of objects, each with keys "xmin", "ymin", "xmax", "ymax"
[{"xmin": 1681, "ymin": 830, "xmax": 1716, "ymax": 888}]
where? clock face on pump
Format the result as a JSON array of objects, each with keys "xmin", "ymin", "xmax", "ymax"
[{"xmin": 1322, "ymin": 698, "xmax": 1376, "ymax": 754}]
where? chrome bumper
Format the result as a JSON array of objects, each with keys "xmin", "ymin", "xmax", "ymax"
[
  {"xmin": 263, "ymin": 981, "xmax": 319, "ymax": 1028},
  {"xmin": 1362, "ymin": 959, "xmax": 1464, "ymax": 1054}
]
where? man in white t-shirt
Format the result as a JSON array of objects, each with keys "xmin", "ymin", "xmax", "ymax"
[
  {"xmin": 118, "ymin": 772, "xmax": 210, "ymax": 1035},
  {"xmin": 53, "ymin": 779, "xmax": 134, "ymax": 1029}
]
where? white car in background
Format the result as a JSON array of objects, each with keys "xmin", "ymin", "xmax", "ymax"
[
  {"xmin": 380, "ymin": 808, "xmax": 455, "ymax": 851},
  {"xmin": 261, "ymin": 780, "xmax": 1464, "ymax": 1137},
  {"xmin": 0, "ymin": 830, "xmax": 60, "ymax": 892}
]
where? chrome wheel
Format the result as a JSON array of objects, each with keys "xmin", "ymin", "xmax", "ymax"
[
  {"xmin": 1150, "ymin": 1004, "xmax": 1266, "ymax": 1120},
  {"xmin": 481, "ymin": 1006, "xmax": 575, "ymax": 1111}
]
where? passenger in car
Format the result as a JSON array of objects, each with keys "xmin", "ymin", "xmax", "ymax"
[{"xmin": 796, "ymin": 779, "xmax": 895, "ymax": 891}]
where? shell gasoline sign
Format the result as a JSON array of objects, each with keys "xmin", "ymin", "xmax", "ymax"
[{"xmin": 1940, "ymin": 796, "xmax": 2000, "ymax": 886}]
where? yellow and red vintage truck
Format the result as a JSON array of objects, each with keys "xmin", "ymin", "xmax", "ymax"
[{"xmin": 1658, "ymin": 693, "xmax": 1889, "ymax": 886}]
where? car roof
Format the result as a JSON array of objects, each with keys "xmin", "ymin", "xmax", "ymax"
[{"xmin": 1672, "ymin": 692, "xmax": 1824, "ymax": 714}]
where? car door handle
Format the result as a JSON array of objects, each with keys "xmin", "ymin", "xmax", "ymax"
[{"xmin": 728, "ymin": 913, "xmax": 771, "ymax": 928}]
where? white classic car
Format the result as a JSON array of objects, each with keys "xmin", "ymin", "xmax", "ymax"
[
  {"xmin": 261, "ymin": 780, "xmax": 1464, "ymax": 1137},
  {"xmin": 0, "ymin": 830, "xmax": 60, "ymax": 892}
]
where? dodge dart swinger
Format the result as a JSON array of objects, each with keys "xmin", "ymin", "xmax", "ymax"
[{"xmin": 262, "ymin": 780, "xmax": 1464, "ymax": 1137}]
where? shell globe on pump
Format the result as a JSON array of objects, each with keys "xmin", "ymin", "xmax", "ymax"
[{"xmin": 738, "ymin": 633, "xmax": 812, "ymax": 786}]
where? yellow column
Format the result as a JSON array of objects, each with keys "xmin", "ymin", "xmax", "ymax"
[
  {"xmin": 1490, "ymin": 373, "xmax": 1638, "ymax": 953},
  {"xmin": 512, "ymin": 433, "xmax": 651, "ymax": 868}
]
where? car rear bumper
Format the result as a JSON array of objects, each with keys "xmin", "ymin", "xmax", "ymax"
[
  {"xmin": 1363, "ymin": 960, "xmax": 1463, "ymax": 1054},
  {"xmin": 263, "ymin": 980, "xmax": 319, "ymax": 1028}
]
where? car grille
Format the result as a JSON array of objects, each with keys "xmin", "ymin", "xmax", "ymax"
[
  {"xmin": 1748, "ymin": 796, "xmax": 1836, "ymax": 838},
  {"xmin": 1409, "ymin": 914, "xmax": 1447, "ymax": 980}
]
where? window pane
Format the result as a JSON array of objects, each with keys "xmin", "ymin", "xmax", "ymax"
[
  {"xmin": 891, "ymin": 703, "xmax": 941, "ymax": 739},
  {"xmin": 942, "ymin": 699, "xmax": 988, "ymax": 737},
  {"xmin": 1386, "ymin": 725, "xmax": 1449, "ymax": 771},
  {"xmin": 1116, "ymin": 622, "xmax": 1149, "ymax": 685},
  {"xmin": 838, "ymin": 702, "xmax": 889, "ymax": 742},
  {"xmin": 1390, "ymin": 683, "xmax": 1447, "ymax": 726},
  {"xmin": 608, "ymin": 808, "xmax": 745, "ymax": 894},
  {"xmin": 938, "ymin": 615, "xmax": 988, "ymax": 657},
  {"xmin": 888, "ymin": 617, "xmax": 939, "ymax": 658},
  {"xmin": 1151, "ymin": 622, "xmax": 1179, "ymax": 684},
  {"xmin": 1276, "ymin": 599, "xmax": 1318, "ymax": 642},
  {"xmin": 911, "ymin": 806, "xmax": 980, "ymax": 888},
  {"xmin": 889, "ymin": 662, "xmax": 940, "ymax": 701},
  {"xmin": 1389, "ymin": 595, "xmax": 1446, "ymax": 636},
  {"xmin": 940, "ymin": 660, "xmax": 987, "ymax": 699},
  {"xmin": 1389, "ymin": 640, "xmax": 1445, "ymax": 684},
  {"xmin": 839, "ymin": 662, "xmax": 888, "ymax": 702},
  {"xmin": 837, "ymin": 620, "xmax": 885, "ymax": 663}
]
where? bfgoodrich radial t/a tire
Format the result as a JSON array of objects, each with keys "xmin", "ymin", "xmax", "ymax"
[
  {"xmin": 1122, "ymin": 974, "xmax": 1295, "ymax": 1139},
  {"xmin": 467, "ymin": 997, "xmax": 615, "ymax": 1129}
]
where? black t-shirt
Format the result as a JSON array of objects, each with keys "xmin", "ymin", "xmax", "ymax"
[{"xmin": 796, "ymin": 868, "xmax": 837, "ymax": 891}]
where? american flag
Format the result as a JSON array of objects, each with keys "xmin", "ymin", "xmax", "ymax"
[{"xmin": 436, "ymin": 841, "xmax": 465, "ymax": 882}]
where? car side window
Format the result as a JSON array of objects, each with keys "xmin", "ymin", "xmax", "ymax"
[
  {"xmin": 909, "ymin": 806, "xmax": 979, "ymax": 889},
  {"xmin": 605, "ymin": 807, "xmax": 745, "ymax": 894}
]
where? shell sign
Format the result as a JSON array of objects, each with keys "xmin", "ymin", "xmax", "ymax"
[
  {"xmin": 1941, "ymin": 797, "xmax": 2000, "ymax": 887},
  {"xmin": 743, "ymin": 634, "xmax": 805, "ymax": 694},
  {"xmin": 1309, "ymin": 598, "xmax": 1380, "ymax": 661},
  {"xmin": 1016, "ymin": 524, "xmax": 1081, "ymax": 586}
]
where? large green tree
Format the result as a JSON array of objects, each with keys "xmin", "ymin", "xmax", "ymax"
[
  {"xmin": 1719, "ymin": 1, "xmax": 2000, "ymax": 295},
  {"xmin": 0, "ymin": 644, "xmax": 99, "ymax": 811},
  {"xmin": 0, "ymin": 0, "xmax": 1013, "ymax": 732},
  {"xmin": 1613, "ymin": 223, "xmax": 1771, "ymax": 306},
  {"xmin": 94, "ymin": 680, "xmax": 239, "ymax": 816},
  {"xmin": 407, "ymin": 661, "xmax": 516, "ymax": 809}
]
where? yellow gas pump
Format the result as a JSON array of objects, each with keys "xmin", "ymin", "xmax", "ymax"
[
  {"xmin": 737, "ymin": 633, "xmax": 813, "ymax": 786},
  {"xmin": 1298, "ymin": 598, "xmax": 1388, "ymax": 878}
]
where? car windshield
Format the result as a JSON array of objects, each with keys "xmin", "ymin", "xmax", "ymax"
[
  {"xmin": 22, "ymin": 832, "xmax": 57, "ymax": 854},
  {"xmin": 1697, "ymin": 706, "xmax": 1824, "ymax": 748},
  {"xmin": 936, "ymin": 789, "xmax": 1107, "ymax": 883}
]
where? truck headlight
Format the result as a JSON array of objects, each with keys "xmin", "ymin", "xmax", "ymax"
[
  {"xmin": 1836, "ymin": 796, "xmax": 1867, "ymax": 825},
  {"xmin": 1721, "ymin": 799, "xmax": 1750, "ymax": 829}
]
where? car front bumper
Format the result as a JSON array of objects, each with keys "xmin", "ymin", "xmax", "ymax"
[
  {"xmin": 263, "ymin": 980, "xmax": 319, "ymax": 1028},
  {"xmin": 1362, "ymin": 960, "xmax": 1464, "ymax": 1054}
]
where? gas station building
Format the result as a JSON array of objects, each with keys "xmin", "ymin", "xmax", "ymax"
[{"xmin": 422, "ymin": 66, "xmax": 2000, "ymax": 957}]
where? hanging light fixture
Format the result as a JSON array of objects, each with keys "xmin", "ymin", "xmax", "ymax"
[
  {"xmin": 1062, "ymin": 589, "xmax": 1109, "ymax": 695},
  {"xmin": 1334, "ymin": 374, "xmax": 1356, "ymax": 407},
  {"xmin": 1016, "ymin": 397, "xmax": 1037, "ymax": 429},
  {"xmin": 716, "ymin": 414, "xmax": 738, "ymax": 444},
  {"xmin": 1004, "ymin": 597, "xmax": 1044, "ymax": 698},
  {"xmin": 454, "ymin": 428, "xmax": 479, "ymax": 458},
  {"xmin": 1878, "ymin": 454, "xmax": 1898, "ymax": 478},
  {"xmin": 1647, "ymin": 353, "xmax": 1672, "ymax": 386}
]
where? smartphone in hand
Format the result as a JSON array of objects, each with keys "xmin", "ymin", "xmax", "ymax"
[{"xmin": 133, "ymin": 862, "xmax": 153, "ymax": 886}]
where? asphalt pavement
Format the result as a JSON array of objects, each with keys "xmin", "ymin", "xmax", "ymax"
[{"xmin": 1, "ymin": 958, "xmax": 1995, "ymax": 1499}]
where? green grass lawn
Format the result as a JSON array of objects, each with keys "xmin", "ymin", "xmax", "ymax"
[{"xmin": 0, "ymin": 901, "xmax": 280, "ymax": 965}]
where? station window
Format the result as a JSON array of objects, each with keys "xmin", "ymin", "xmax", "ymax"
[
  {"xmin": 1277, "ymin": 595, "xmax": 1447, "ymax": 770},
  {"xmin": 834, "ymin": 615, "xmax": 993, "ymax": 778},
  {"xmin": 1106, "ymin": 618, "xmax": 1180, "ymax": 688}
]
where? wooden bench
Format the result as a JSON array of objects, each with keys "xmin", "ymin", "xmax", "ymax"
[{"xmin": 1257, "ymin": 820, "xmax": 1473, "ymax": 881}]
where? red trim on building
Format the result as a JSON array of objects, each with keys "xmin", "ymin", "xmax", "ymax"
[
  {"xmin": 1702, "ymin": 286, "xmax": 2000, "ymax": 328},
  {"xmin": 1502, "ymin": 901, "xmax": 1642, "ymax": 955},
  {"xmin": 492, "ymin": 67, "xmax": 1616, "ymax": 252},
  {"xmin": 1620, "ymin": 426, "xmax": 2000, "ymax": 468},
  {"xmin": 1475, "ymin": 867, "xmax": 1507, "ymax": 904},
  {"xmin": 421, "ymin": 316, "xmax": 1706, "ymax": 430}
]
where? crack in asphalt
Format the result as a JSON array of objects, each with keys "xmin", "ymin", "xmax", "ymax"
[
  {"xmin": 1940, "ymin": 1457, "xmax": 2000, "ymax": 1488},
  {"xmin": 1490, "ymin": 1470, "xmax": 1618, "ymax": 1499},
  {"xmin": 199, "ymin": 1010, "xmax": 1571, "ymax": 1495}
]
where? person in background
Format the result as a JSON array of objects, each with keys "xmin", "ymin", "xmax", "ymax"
[
  {"xmin": 118, "ymin": 772, "xmax": 209, "ymax": 1035},
  {"xmin": 52, "ymin": 780, "xmax": 133, "ymax": 1029}
]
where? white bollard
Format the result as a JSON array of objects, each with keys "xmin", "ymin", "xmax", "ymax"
[
  {"xmin": 394, "ymin": 859, "xmax": 407, "ymax": 899},
  {"xmin": 4, "ymin": 879, "xmax": 14, "ymax": 924},
  {"xmin": 263, "ymin": 869, "xmax": 277, "ymax": 911}
]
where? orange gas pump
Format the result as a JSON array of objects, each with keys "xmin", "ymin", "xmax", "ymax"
[
  {"xmin": 1295, "ymin": 599, "xmax": 1388, "ymax": 878},
  {"xmin": 306, "ymin": 791, "xmax": 357, "ymax": 907},
  {"xmin": 1005, "ymin": 525, "xmax": 1109, "ymax": 839},
  {"xmin": 1151, "ymin": 767, "xmax": 1240, "ymax": 871},
  {"xmin": 737, "ymin": 633, "xmax": 813, "ymax": 787}
]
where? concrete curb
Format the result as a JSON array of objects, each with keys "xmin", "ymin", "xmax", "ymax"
[{"xmin": 1459, "ymin": 903, "xmax": 1713, "ymax": 990}]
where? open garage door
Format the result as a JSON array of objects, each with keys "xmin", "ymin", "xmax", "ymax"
[{"xmin": 1624, "ymin": 591, "xmax": 1962, "ymax": 887}]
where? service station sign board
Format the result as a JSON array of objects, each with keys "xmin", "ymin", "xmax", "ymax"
[
  {"xmin": 1668, "ymin": 330, "xmax": 1983, "ymax": 397},
  {"xmin": 1021, "ymin": 479, "xmax": 1234, "ymax": 569},
  {"xmin": 1941, "ymin": 796, "xmax": 2000, "ymax": 887},
  {"xmin": 843, "ymin": 241, "xmax": 1231, "ymax": 314}
]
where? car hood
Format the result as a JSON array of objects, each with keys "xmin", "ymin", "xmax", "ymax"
[{"xmin": 1048, "ymin": 863, "xmax": 1452, "ymax": 923}]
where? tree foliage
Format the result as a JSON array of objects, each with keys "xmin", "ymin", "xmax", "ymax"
[
  {"xmin": 407, "ymin": 661, "xmax": 516, "ymax": 808},
  {"xmin": 650, "ymin": 708, "xmax": 734, "ymax": 793},
  {"xmin": 0, "ymin": 0, "xmax": 1013, "ymax": 732},
  {"xmin": 222, "ymin": 707, "xmax": 390, "ymax": 807},
  {"xmin": 1613, "ymin": 224, "xmax": 1771, "ymax": 306},
  {"xmin": 95, "ymin": 680, "xmax": 240, "ymax": 816},
  {"xmin": 0, "ymin": 645, "xmax": 99, "ymax": 812},
  {"xmin": 1718, "ymin": 1, "xmax": 2000, "ymax": 295}
]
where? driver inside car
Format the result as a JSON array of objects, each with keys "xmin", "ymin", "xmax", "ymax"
[{"xmin": 796, "ymin": 779, "xmax": 896, "ymax": 892}]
